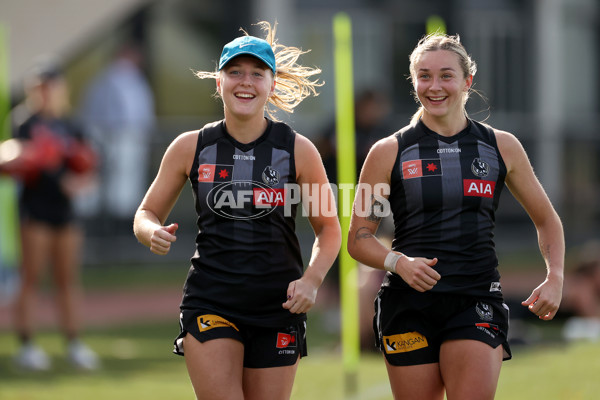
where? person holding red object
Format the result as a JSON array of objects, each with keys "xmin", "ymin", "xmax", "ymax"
[{"xmin": 10, "ymin": 63, "xmax": 99, "ymax": 371}]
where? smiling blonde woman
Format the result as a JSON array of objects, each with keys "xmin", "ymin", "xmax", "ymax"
[
  {"xmin": 133, "ymin": 21, "xmax": 340, "ymax": 400},
  {"xmin": 348, "ymin": 34, "xmax": 564, "ymax": 400}
]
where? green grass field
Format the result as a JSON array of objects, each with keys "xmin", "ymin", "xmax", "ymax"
[
  {"xmin": 1, "ymin": 320, "xmax": 599, "ymax": 400},
  {"xmin": 2, "ymin": 262, "xmax": 598, "ymax": 399}
]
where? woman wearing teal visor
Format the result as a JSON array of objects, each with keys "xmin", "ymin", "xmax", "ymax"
[{"xmin": 134, "ymin": 21, "xmax": 341, "ymax": 399}]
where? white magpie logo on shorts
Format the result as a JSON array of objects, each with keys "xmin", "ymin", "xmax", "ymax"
[{"xmin": 475, "ymin": 302, "xmax": 494, "ymax": 321}]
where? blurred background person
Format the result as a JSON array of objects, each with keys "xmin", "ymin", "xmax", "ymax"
[
  {"xmin": 316, "ymin": 88, "xmax": 392, "ymax": 185},
  {"xmin": 9, "ymin": 61, "xmax": 99, "ymax": 371},
  {"xmin": 78, "ymin": 41, "xmax": 156, "ymax": 228}
]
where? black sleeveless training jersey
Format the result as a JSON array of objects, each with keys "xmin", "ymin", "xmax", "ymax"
[
  {"xmin": 384, "ymin": 119, "xmax": 507, "ymax": 298},
  {"xmin": 17, "ymin": 114, "xmax": 82, "ymax": 226},
  {"xmin": 180, "ymin": 119, "xmax": 305, "ymax": 327}
]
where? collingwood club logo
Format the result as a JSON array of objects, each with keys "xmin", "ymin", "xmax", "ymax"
[
  {"xmin": 476, "ymin": 302, "xmax": 494, "ymax": 321},
  {"xmin": 471, "ymin": 158, "xmax": 490, "ymax": 177},
  {"xmin": 262, "ymin": 166, "xmax": 280, "ymax": 186}
]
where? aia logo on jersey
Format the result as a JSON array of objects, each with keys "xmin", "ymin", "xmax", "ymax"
[
  {"xmin": 402, "ymin": 159, "xmax": 442, "ymax": 180},
  {"xmin": 207, "ymin": 180, "xmax": 283, "ymax": 220},
  {"xmin": 463, "ymin": 179, "xmax": 495, "ymax": 198},
  {"xmin": 253, "ymin": 188, "xmax": 285, "ymax": 207},
  {"xmin": 276, "ymin": 332, "xmax": 297, "ymax": 349},
  {"xmin": 198, "ymin": 164, "xmax": 234, "ymax": 183}
]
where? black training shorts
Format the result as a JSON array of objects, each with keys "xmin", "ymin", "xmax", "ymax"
[
  {"xmin": 374, "ymin": 288, "xmax": 512, "ymax": 366},
  {"xmin": 174, "ymin": 310, "xmax": 307, "ymax": 368}
]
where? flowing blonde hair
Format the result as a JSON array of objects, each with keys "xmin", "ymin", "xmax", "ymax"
[
  {"xmin": 408, "ymin": 34, "xmax": 477, "ymax": 126},
  {"xmin": 194, "ymin": 21, "xmax": 323, "ymax": 120}
]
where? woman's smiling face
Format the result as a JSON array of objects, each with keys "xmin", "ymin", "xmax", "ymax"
[
  {"xmin": 217, "ymin": 56, "xmax": 275, "ymax": 120},
  {"xmin": 413, "ymin": 49, "xmax": 472, "ymax": 121}
]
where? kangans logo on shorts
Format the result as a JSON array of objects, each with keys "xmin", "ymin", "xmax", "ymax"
[
  {"xmin": 197, "ymin": 314, "xmax": 239, "ymax": 332},
  {"xmin": 207, "ymin": 180, "xmax": 286, "ymax": 220},
  {"xmin": 475, "ymin": 302, "xmax": 494, "ymax": 321},
  {"xmin": 383, "ymin": 331, "xmax": 428, "ymax": 354},
  {"xmin": 471, "ymin": 158, "xmax": 490, "ymax": 177}
]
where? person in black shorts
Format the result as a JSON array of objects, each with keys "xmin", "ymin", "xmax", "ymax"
[
  {"xmin": 9, "ymin": 64, "xmax": 99, "ymax": 371},
  {"xmin": 347, "ymin": 34, "xmax": 564, "ymax": 399},
  {"xmin": 133, "ymin": 21, "xmax": 341, "ymax": 399}
]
